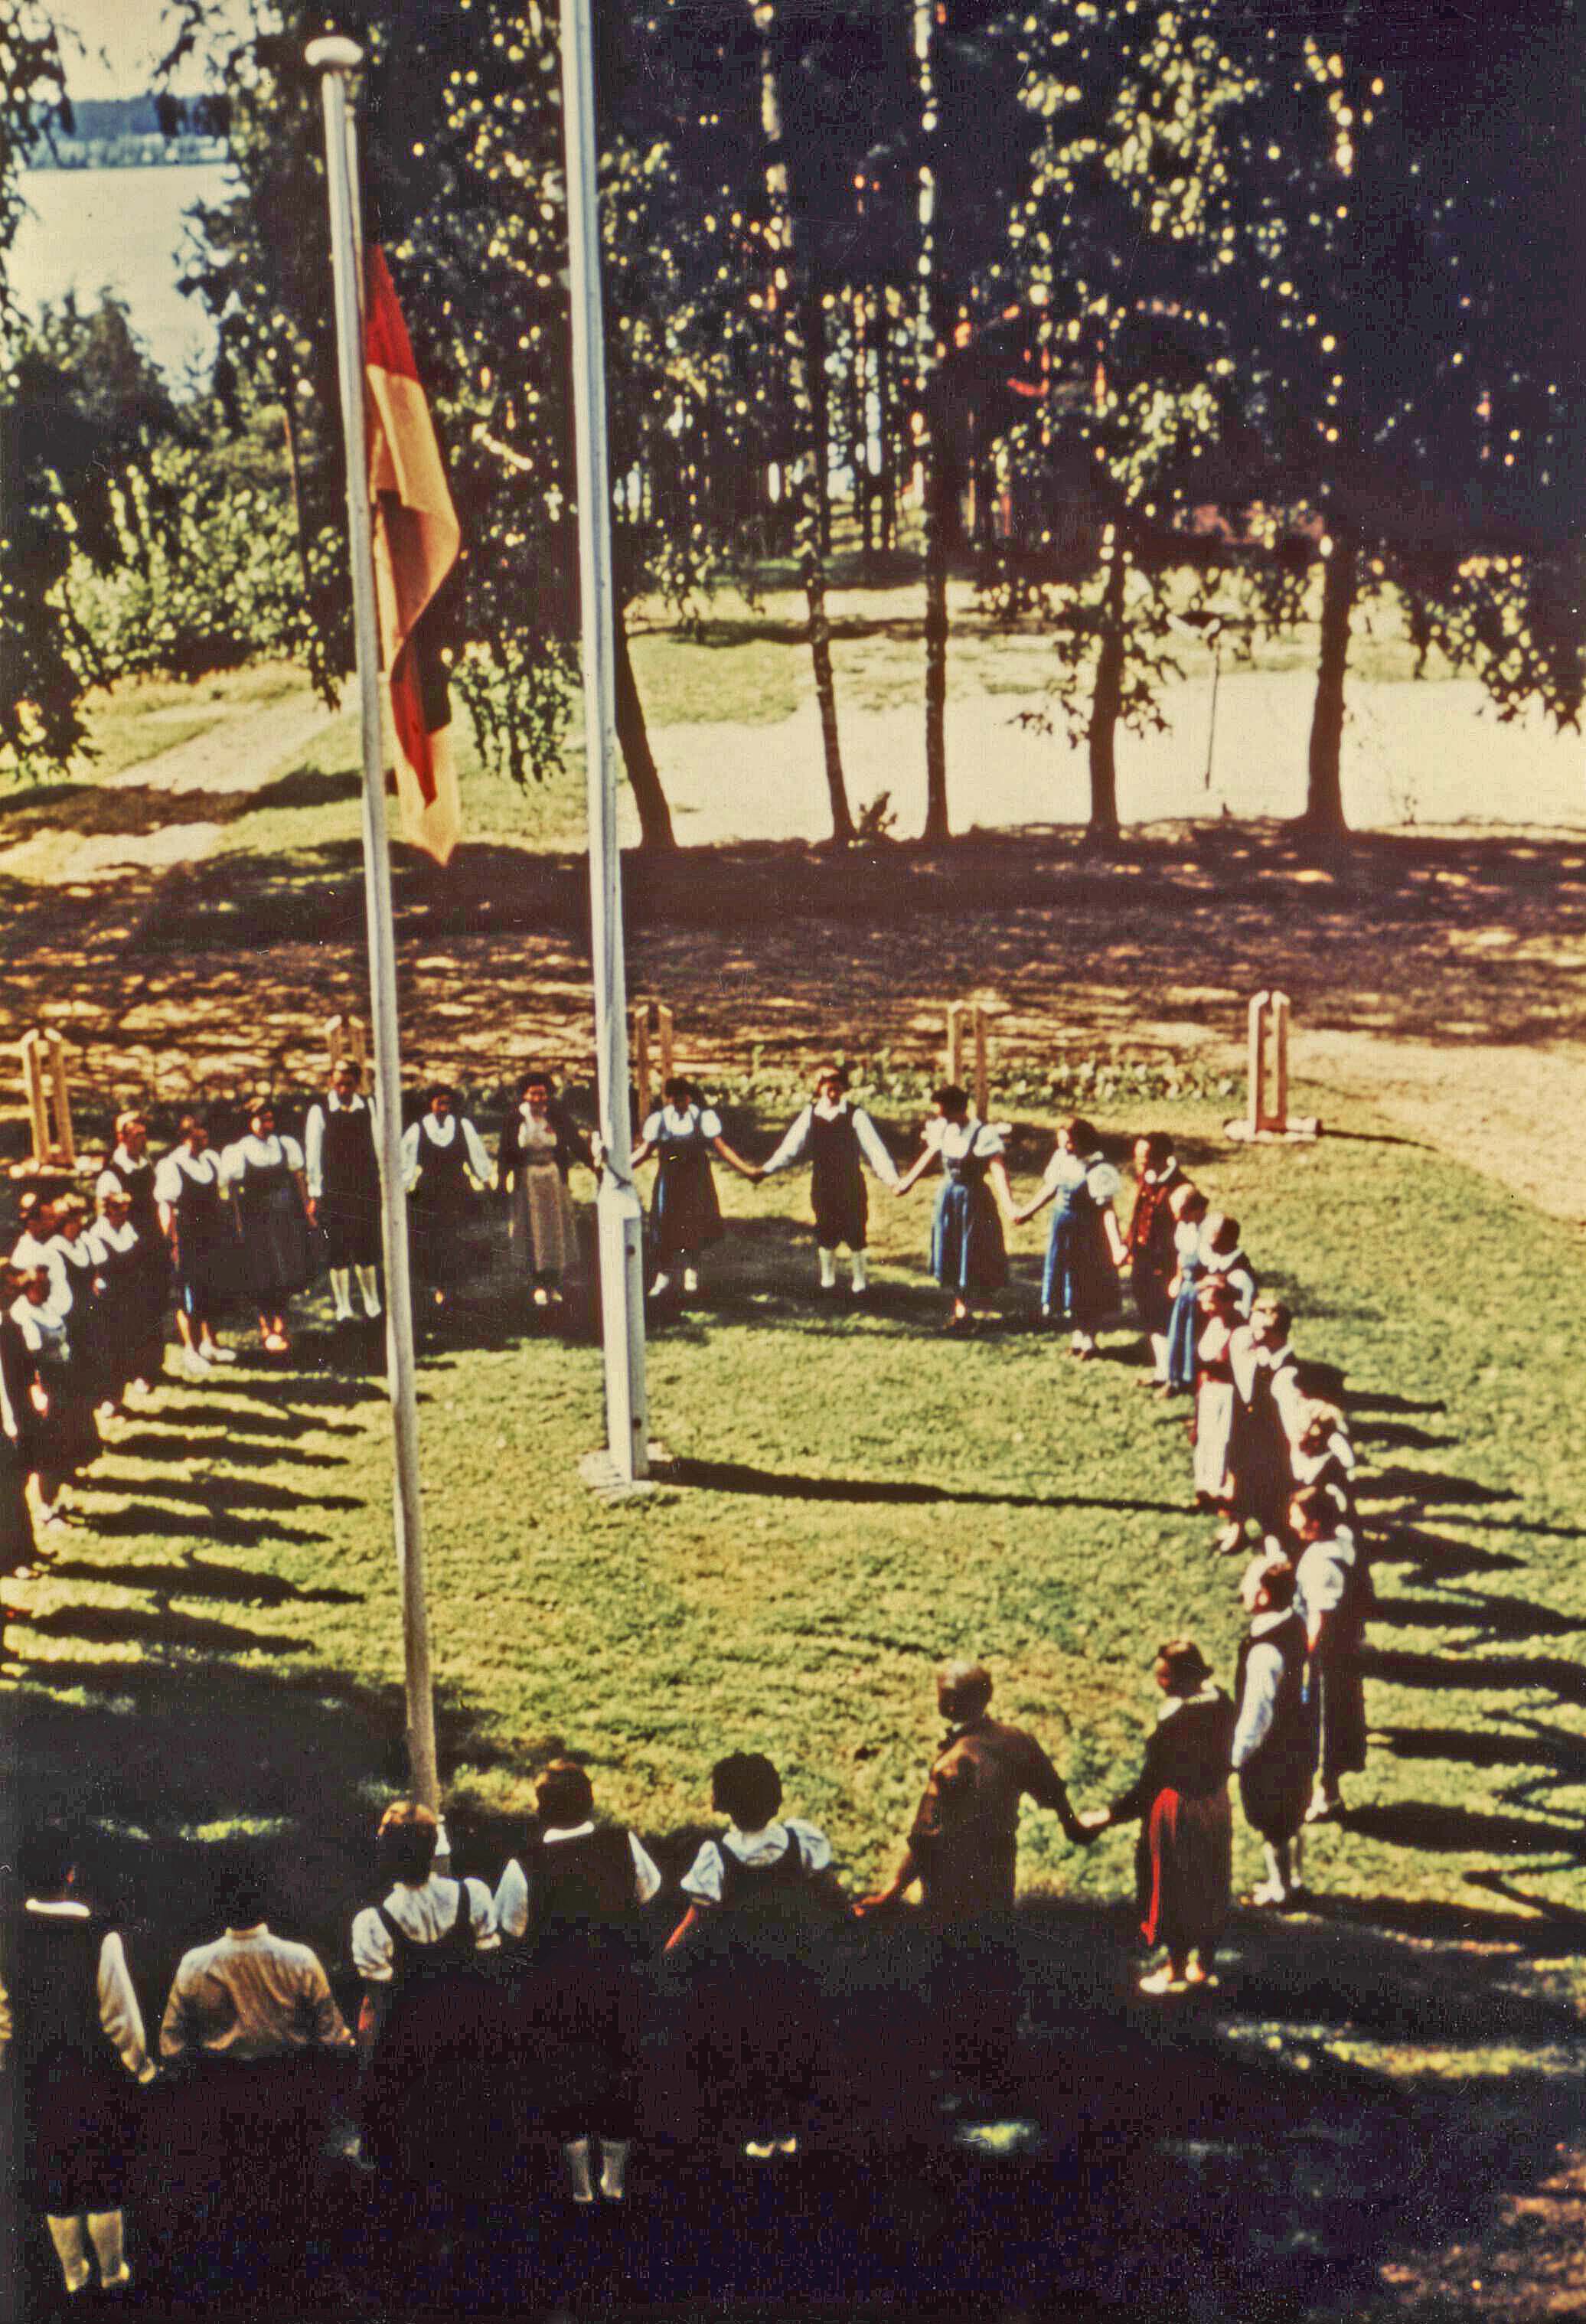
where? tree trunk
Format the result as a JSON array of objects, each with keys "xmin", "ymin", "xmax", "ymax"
[
  {"xmin": 277, "ymin": 366, "xmax": 311, "ymax": 590},
  {"xmin": 1086, "ymin": 543, "xmax": 1126, "ymax": 843},
  {"xmin": 876, "ymin": 295, "xmax": 896, "ymax": 553},
  {"xmin": 753, "ymin": 0, "xmax": 854, "ymax": 847},
  {"xmin": 1302, "ymin": 531, "xmax": 1356, "ymax": 836},
  {"xmin": 613, "ymin": 614, "xmax": 677, "ymax": 853},
  {"xmin": 916, "ymin": 0, "xmax": 951, "ymax": 844}
]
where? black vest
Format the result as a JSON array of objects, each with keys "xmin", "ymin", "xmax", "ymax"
[
  {"xmin": 808, "ymin": 1109, "xmax": 863, "ymax": 1202},
  {"xmin": 321, "ymin": 1102, "xmax": 380, "ymax": 1199},
  {"xmin": 2, "ymin": 1905, "xmax": 113, "ymax": 2075},
  {"xmin": 518, "ymin": 1826, "xmax": 637, "ymax": 1946}
]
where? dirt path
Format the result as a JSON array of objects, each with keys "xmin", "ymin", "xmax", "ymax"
[{"xmin": 106, "ymin": 686, "xmax": 338, "ymax": 796}]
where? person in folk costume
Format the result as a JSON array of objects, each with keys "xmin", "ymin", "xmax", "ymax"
[
  {"xmin": 1226, "ymin": 1295, "xmax": 1309, "ymax": 1556},
  {"xmin": 758, "ymin": 1064, "xmax": 900, "ymax": 1298},
  {"xmin": 11, "ymin": 1192, "xmax": 70, "ymax": 1311},
  {"xmin": 1232, "ymin": 1555, "xmax": 1319, "ymax": 1906},
  {"xmin": 98, "ymin": 1109, "xmax": 171, "ymax": 1330},
  {"xmin": 1, "ymin": 1823, "xmax": 158, "ymax": 2303},
  {"xmin": 1079, "ymin": 1639, "xmax": 1235, "ymax": 1994},
  {"xmin": 1163, "ymin": 1183, "xmax": 1211, "ymax": 1397},
  {"xmin": 494, "ymin": 1760, "xmax": 662, "ymax": 2205},
  {"xmin": 1124, "ymin": 1132, "xmax": 1189, "ymax": 1386},
  {"xmin": 631, "ymin": 1076, "xmax": 761, "ymax": 1301},
  {"xmin": 44, "ymin": 1197, "xmax": 97, "ymax": 1331},
  {"xmin": 10, "ymin": 1264, "xmax": 99, "ymax": 1529},
  {"xmin": 83, "ymin": 1186, "xmax": 164, "ymax": 1414},
  {"xmin": 893, "ymin": 1085, "xmax": 1014, "ymax": 1331},
  {"xmin": 305, "ymin": 1056, "xmax": 383, "ymax": 1324},
  {"xmin": 1291, "ymin": 1484, "xmax": 1372, "ymax": 1825},
  {"xmin": 350, "ymin": 1800, "xmax": 499, "ymax": 2063},
  {"xmin": 155, "ymin": 1118, "xmax": 237, "ymax": 1377},
  {"xmin": 1010, "ymin": 1115, "xmax": 1129, "ymax": 1356},
  {"xmin": 400, "ymin": 1085, "xmax": 492, "ymax": 1308},
  {"xmin": 1193, "ymin": 1275, "xmax": 1242, "ymax": 1543},
  {"xmin": 1199, "ymin": 1212, "xmax": 1257, "ymax": 1318},
  {"xmin": 220, "ymin": 1101, "xmax": 314, "ymax": 1353},
  {"xmin": 667, "ymin": 1751, "xmax": 847, "ymax": 2160},
  {"xmin": 497, "ymin": 1070, "xmax": 588, "ymax": 1311},
  {"xmin": 0, "ymin": 1264, "xmax": 38, "ymax": 1581},
  {"xmin": 1290, "ymin": 1402, "xmax": 1359, "ymax": 1534}
]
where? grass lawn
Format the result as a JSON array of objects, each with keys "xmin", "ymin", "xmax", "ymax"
[{"xmin": 8, "ymin": 1095, "xmax": 1584, "ymax": 2028}]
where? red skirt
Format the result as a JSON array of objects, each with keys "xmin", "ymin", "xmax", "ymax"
[{"xmin": 1138, "ymin": 1786, "xmax": 1232, "ymax": 1957}]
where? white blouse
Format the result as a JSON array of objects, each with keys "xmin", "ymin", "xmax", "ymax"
[
  {"xmin": 155, "ymin": 1147, "xmax": 226, "ymax": 1206},
  {"xmin": 762, "ymin": 1100, "xmax": 899, "ymax": 1185},
  {"xmin": 399, "ymin": 1113, "xmax": 491, "ymax": 1190},
  {"xmin": 641, "ymin": 1104, "xmax": 723, "ymax": 1143},
  {"xmin": 350, "ymin": 1873, "xmax": 499, "ymax": 1983},
  {"xmin": 1037, "ymin": 1149, "xmax": 1121, "ymax": 1203},
  {"xmin": 923, "ymin": 1118, "xmax": 1003, "ymax": 1164},
  {"xmin": 220, "ymin": 1132, "xmax": 305, "ymax": 1187},
  {"xmin": 680, "ymin": 1817, "xmax": 833, "ymax": 1908},
  {"xmin": 10, "ymin": 1292, "xmax": 70, "ymax": 1361}
]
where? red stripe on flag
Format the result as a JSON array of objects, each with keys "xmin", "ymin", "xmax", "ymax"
[{"xmin": 364, "ymin": 245, "xmax": 422, "ymax": 385}]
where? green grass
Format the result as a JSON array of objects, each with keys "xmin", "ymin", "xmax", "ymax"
[{"xmin": 9, "ymin": 1095, "xmax": 1586, "ymax": 2056}]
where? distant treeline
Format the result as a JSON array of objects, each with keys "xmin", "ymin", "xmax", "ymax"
[{"xmin": 26, "ymin": 91, "xmax": 228, "ymax": 171}]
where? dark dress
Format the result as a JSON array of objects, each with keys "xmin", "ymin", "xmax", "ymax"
[
  {"xmin": 1235, "ymin": 1614, "xmax": 1317, "ymax": 1844},
  {"xmin": 675, "ymin": 1831, "xmax": 840, "ymax": 2141},
  {"xmin": 164, "ymin": 1154, "xmax": 233, "ymax": 1317},
  {"xmin": 230, "ymin": 1139, "xmax": 314, "ymax": 1308},
  {"xmin": 315, "ymin": 1098, "xmax": 383, "ymax": 1270},
  {"xmin": 1040, "ymin": 1155, "xmax": 1120, "ymax": 1330},
  {"xmin": 1231, "ymin": 1343, "xmax": 1302, "ymax": 1540},
  {"xmin": 808, "ymin": 1107, "xmax": 869, "ymax": 1252},
  {"xmin": 360, "ymin": 1895, "xmax": 520, "ymax": 2201},
  {"xmin": 0, "ymin": 1314, "xmax": 34, "ymax": 1573},
  {"xmin": 2, "ymin": 1905, "xmax": 139, "ymax": 2211},
  {"xmin": 504, "ymin": 1826, "xmax": 648, "ymax": 2138},
  {"xmin": 1125, "ymin": 1167, "xmax": 1183, "ymax": 1337},
  {"xmin": 406, "ymin": 1120, "xmax": 478, "ymax": 1292},
  {"xmin": 1109, "ymin": 1689, "xmax": 1235, "ymax": 1960},
  {"xmin": 84, "ymin": 1226, "xmax": 162, "ymax": 1402},
  {"xmin": 13, "ymin": 1297, "xmax": 99, "ymax": 1484},
  {"xmin": 104, "ymin": 1147, "xmax": 172, "ymax": 1319},
  {"xmin": 648, "ymin": 1107, "xmax": 724, "ymax": 1262},
  {"xmin": 930, "ymin": 1126, "xmax": 1007, "ymax": 1295}
]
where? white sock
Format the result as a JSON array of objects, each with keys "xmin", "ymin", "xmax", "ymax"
[
  {"xmin": 355, "ymin": 1266, "xmax": 381, "ymax": 1317},
  {"xmin": 47, "ymin": 2216, "xmax": 93, "ymax": 2294},
  {"xmin": 599, "ymin": 2138, "xmax": 630, "ymax": 2199},
  {"xmin": 87, "ymin": 2210, "xmax": 127, "ymax": 2287},
  {"xmin": 817, "ymin": 1246, "xmax": 837, "ymax": 1289},
  {"xmin": 564, "ymin": 2136, "xmax": 595, "ymax": 2203},
  {"xmin": 851, "ymin": 1249, "xmax": 869, "ymax": 1291},
  {"xmin": 1072, "ymin": 1330, "xmax": 1092, "ymax": 1353},
  {"xmin": 1150, "ymin": 1332, "xmax": 1169, "ymax": 1381},
  {"xmin": 330, "ymin": 1268, "xmax": 354, "ymax": 1318},
  {"xmin": 1264, "ymin": 1839, "xmax": 1291, "ymax": 1895}
]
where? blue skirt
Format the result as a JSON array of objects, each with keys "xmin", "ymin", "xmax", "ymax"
[
  {"xmin": 1166, "ymin": 1283, "xmax": 1201, "ymax": 1390},
  {"xmin": 931, "ymin": 1181, "xmax": 1006, "ymax": 1296},
  {"xmin": 1042, "ymin": 1209, "xmax": 1117, "ymax": 1329}
]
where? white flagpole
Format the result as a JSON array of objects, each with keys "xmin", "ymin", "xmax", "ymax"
[
  {"xmin": 308, "ymin": 35, "xmax": 442, "ymax": 1812},
  {"xmin": 560, "ymin": 0, "xmax": 651, "ymax": 1490}
]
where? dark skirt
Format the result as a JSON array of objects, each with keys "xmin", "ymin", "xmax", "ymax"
[
  {"xmin": 669, "ymin": 1937, "xmax": 831, "ymax": 2140},
  {"xmin": 512, "ymin": 1934, "xmax": 645, "ymax": 2140},
  {"xmin": 173, "ymin": 1218, "xmax": 235, "ymax": 1317},
  {"xmin": 18, "ymin": 2052, "xmax": 137, "ymax": 2211},
  {"xmin": 408, "ymin": 1180, "xmax": 474, "ymax": 1291},
  {"xmin": 651, "ymin": 1151, "xmax": 723, "ymax": 1260},
  {"xmin": 1130, "ymin": 1252, "xmax": 1173, "ymax": 1337},
  {"xmin": 1, "ymin": 1449, "xmax": 34, "ymax": 1574},
  {"xmin": 1136, "ymin": 1787, "xmax": 1232, "ymax": 1957},
  {"xmin": 31, "ymin": 1380, "xmax": 100, "ymax": 1481},
  {"xmin": 1042, "ymin": 1209, "xmax": 1117, "ymax": 1329},
  {"xmin": 1316, "ymin": 1643, "xmax": 1368, "ymax": 1782},
  {"xmin": 319, "ymin": 1189, "xmax": 383, "ymax": 1271},
  {"xmin": 931, "ymin": 1181, "xmax": 1007, "ymax": 1296},
  {"xmin": 235, "ymin": 1181, "xmax": 314, "ymax": 1306}
]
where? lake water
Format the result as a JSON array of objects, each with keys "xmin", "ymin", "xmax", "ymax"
[{"xmin": 11, "ymin": 162, "xmax": 232, "ymax": 384}]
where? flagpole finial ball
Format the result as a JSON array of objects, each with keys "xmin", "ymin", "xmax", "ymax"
[{"xmin": 306, "ymin": 34, "xmax": 364, "ymax": 71}]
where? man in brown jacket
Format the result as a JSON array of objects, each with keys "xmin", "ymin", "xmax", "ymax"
[{"xmin": 860, "ymin": 1661, "xmax": 1091, "ymax": 1921}]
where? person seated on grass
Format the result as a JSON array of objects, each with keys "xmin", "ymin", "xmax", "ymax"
[
  {"xmin": 893, "ymin": 1085, "xmax": 1013, "ymax": 1333},
  {"xmin": 667, "ymin": 1751, "xmax": 847, "ymax": 2160},
  {"xmin": 1291, "ymin": 1484, "xmax": 1372, "ymax": 1826},
  {"xmin": 1231, "ymin": 1555, "xmax": 1317, "ymax": 1908},
  {"xmin": 495, "ymin": 1758, "xmax": 662, "ymax": 2205},
  {"xmin": 631, "ymin": 1075, "xmax": 762, "ymax": 1303},
  {"xmin": 1078, "ymin": 1640, "xmax": 1234, "ymax": 1996},
  {"xmin": 1008, "ymin": 1115, "xmax": 1128, "ymax": 1357},
  {"xmin": 351, "ymin": 1800, "xmax": 498, "ymax": 2059},
  {"xmin": 2, "ymin": 1821, "xmax": 157, "ymax": 2304},
  {"xmin": 757, "ymin": 1063, "xmax": 899, "ymax": 1299}
]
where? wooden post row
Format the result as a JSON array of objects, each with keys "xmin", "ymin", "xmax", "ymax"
[
  {"xmin": 326, "ymin": 1013, "xmax": 370, "ymax": 1079},
  {"xmin": 945, "ymin": 1001, "xmax": 990, "ymax": 1118},
  {"xmin": 631, "ymin": 1001, "xmax": 675, "ymax": 1118},
  {"xmin": 18, "ymin": 1027, "xmax": 77, "ymax": 1170}
]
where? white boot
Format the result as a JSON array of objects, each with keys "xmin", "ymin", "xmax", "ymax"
[
  {"xmin": 47, "ymin": 2215, "xmax": 93, "ymax": 2295},
  {"xmin": 564, "ymin": 2136, "xmax": 595, "ymax": 2204},
  {"xmin": 599, "ymin": 2138, "xmax": 630, "ymax": 2201},
  {"xmin": 87, "ymin": 2209, "xmax": 129, "ymax": 2290},
  {"xmin": 355, "ymin": 1265, "xmax": 382, "ymax": 1318},
  {"xmin": 850, "ymin": 1250, "xmax": 870, "ymax": 1294},
  {"xmin": 329, "ymin": 1268, "xmax": 354, "ymax": 1320},
  {"xmin": 817, "ymin": 1246, "xmax": 838, "ymax": 1291},
  {"xmin": 1253, "ymin": 1839, "xmax": 1292, "ymax": 1906},
  {"xmin": 1150, "ymin": 1332, "xmax": 1169, "ymax": 1382}
]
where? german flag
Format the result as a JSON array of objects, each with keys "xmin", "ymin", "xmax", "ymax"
[{"xmin": 364, "ymin": 245, "xmax": 462, "ymax": 864}]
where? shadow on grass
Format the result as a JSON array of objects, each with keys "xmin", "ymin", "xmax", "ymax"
[
  {"xmin": 1372, "ymin": 1523, "xmax": 1527, "ymax": 1581},
  {"xmin": 1377, "ymin": 1719, "xmax": 1586, "ymax": 1784},
  {"xmin": 1341, "ymin": 1798, "xmax": 1586, "ymax": 1862},
  {"xmin": 13, "ymin": 1601, "xmax": 312, "ymax": 1656},
  {"xmin": 80, "ymin": 1500, "xmax": 332, "ymax": 1550},
  {"xmin": 1362, "ymin": 1643, "xmax": 1586, "ymax": 1709},
  {"xmin": 1369, "ymin": 1591, "xmax": 1586, "ymax": 1643},
  {"xmin": 659, "ymin": 1452, "xmax": 1185, "ymax": 1518},
  {"xmin": 108, "ymin": 1425, "xmax": 349, "ymax": 1470},
  {"xmin": 37, "ymin": 1555, "xmax": 363, "ymax": 1608}
]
